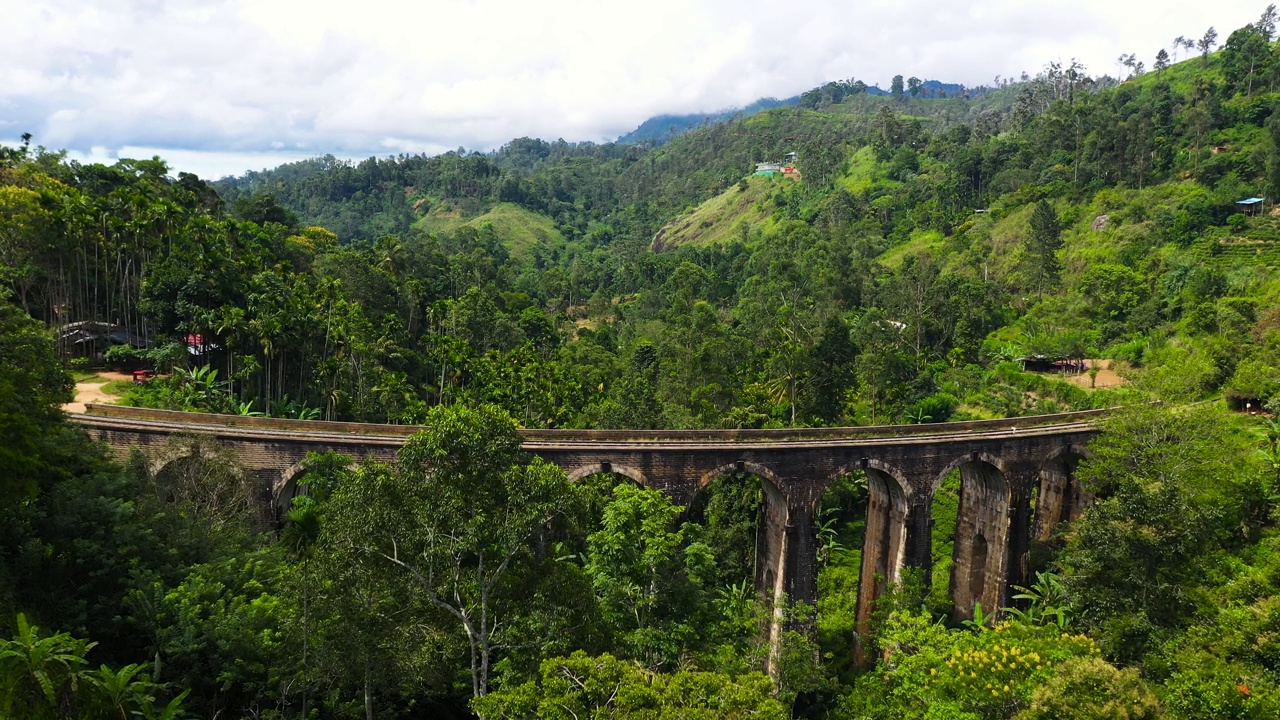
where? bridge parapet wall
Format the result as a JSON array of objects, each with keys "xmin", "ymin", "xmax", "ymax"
[{"xmin": 82, "ymin": 403, "xmax": 1107, "ymax": 442}]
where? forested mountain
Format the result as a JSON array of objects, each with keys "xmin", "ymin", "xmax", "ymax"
[
  {"xmin": 614, "ymin": 95, "xmax": 800, "ymax": 145},
  {"xmin": 6, "ymin": 8, "xmax": 1280, "ymax": 720}
]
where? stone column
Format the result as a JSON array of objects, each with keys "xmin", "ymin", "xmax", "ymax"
[
  {"xmin": 902, "ymin": 496, "xmax": 934, "ymax": 581},
  {"xmin": 950, "ymin": 461, "xmax": 1010, "ymax": 622},
  {"xmin": 757, "ymin": 476, "xmax": 791, "ymax": 675},
  {"xmin": 785, "ymin": 503, "xmax": 818, "ymax": 606},
  {"xmin": 853, "ymin": 470, "xmax": 909, "ymax": 665},
  {"xmin": 1002, "ymin": 461, "xmax": 1040, "ymax": 608}
]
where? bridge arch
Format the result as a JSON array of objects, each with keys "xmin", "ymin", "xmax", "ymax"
[
  {"xmin": 823, "ymin": 458, "xmax": 913, "ymax": 505},
  {"xmin": 274, "ymin": 460, "xmax": 310, "ymax": 503},
  {"xmin": 1033, "ymin": 445, "xmax": 1092, "ymax": 543},
  {"xmin": 698, "ymin": 461, "xmax": 784, "ymax": 491},
  {"xmin": 147, "ymin": 443, "xmax": 198, "ymax": 479},
  {"xmin": 936, "ymin": 453, "xmax": 1011, "ymax": 622},
  {"xmin": 1041, "ymin": 443, "xmax": 1093, "ymax": 465},
  {"xmin": 146, "ymin": 434, "xmax": 237, "ymax": 481},
  {"xmin": 273, "ymin": 458, "xmax": 358, "ymax": 519},
  {"xmin": 934, "ymin": 451, "xmax": 1007, "ymax": 495},
  {"xmin": 566, "ymin": 462, "xmax": 648, "ymax": 487}
]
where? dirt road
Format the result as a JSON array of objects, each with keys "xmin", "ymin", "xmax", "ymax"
[
  {"xmin": 1063, "ymin": 359, "xmax": 1125, "ymax": 389},
  {"xmin": 64, "ymin": 371, "xmax": 132, "ymax": 414}
]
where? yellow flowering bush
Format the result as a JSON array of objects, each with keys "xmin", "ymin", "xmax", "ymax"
[{"xmin": 883, "ymin": 611, "xmax": 1100, "ymax": 719}]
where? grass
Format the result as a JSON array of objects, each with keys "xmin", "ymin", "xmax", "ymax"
[
  {"xmin": 101, "ymin": 380, "xmax": 135, "ymax": 398},
  {"xmin": 413, "ymin": 201, "xmax": 564, "ymax": 259},
  {"xmin": 70, "ymin": 371, "xmax": 102, "ymax": 382},
  {"xmin": 651, "ymin": 174, "xmax": 784, "ymax": 249},
  {"xmin": 1128, "ymin": 51, "xmax": 1223, "ymax": 95},
  {"xmin": 838, "ymin": 146, "xmax": 892, "ymax": 196},
  {"xmin": 877, "ymin": 229, "xmax": 946, "ymax": 269}
]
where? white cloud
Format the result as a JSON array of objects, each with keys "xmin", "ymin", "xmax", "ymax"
[{"xmin": 1, "ymin": 0, "xmax": 1261, "ymax": 178}]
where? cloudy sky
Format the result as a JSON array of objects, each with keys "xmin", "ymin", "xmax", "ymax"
[{"xmin": 1, "ymin": 0, "xmax": 1260, "ymax": 179}]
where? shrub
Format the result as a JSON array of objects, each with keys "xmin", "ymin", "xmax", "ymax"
[{"xmin": 1016, "ymin": 657, "xmax": 1160, "ymax": 720}]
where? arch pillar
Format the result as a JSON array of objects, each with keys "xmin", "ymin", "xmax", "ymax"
[
  {"xmin": 752, "ymin": 471, "xmax": 796, "ymax": 675},
  {"xmin": 1034, "ymin": 450, "xmax": 1090, "ymax": 542},
  {"xmin": 1001, "ymin": 460, "xmax": 1042, "ymax": 606},
  {"xmin": 853, "ymin": 467, "xmax": 910, "ymax": 665},
  {"xmin": 950, "ymin": 459, "xmax": 1011, "ymax": 621}
]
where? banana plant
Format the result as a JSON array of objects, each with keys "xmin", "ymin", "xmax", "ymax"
[
  {"xmin": 815, "ymin": 506, "xmax": 845, "ymax": 565},
  {"xmin": 1008, "ymin": 571, "xmax": 1071, "ymax": 628},
  {"xmin": 0, "ymin": 613, "xmax": 93, "ymax": 714},
  {"xmin": 961, "ymin": 601, "xmax": 990, "ymax": 631},
  {"xmin": 87, "ymin": 663, "xmax": 153, "ymax": 720}
]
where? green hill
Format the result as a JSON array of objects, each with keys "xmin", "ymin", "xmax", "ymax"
[
  {"xmin": 651, "ymin": 175, "xmax": 789, "ymax": 250},
  {"xmin": 413, "ymin": 201, "xmax": 564, "ymax": 258}
]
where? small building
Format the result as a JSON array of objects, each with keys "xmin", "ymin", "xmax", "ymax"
[
  {"xmin": 1018, "ymin": 355, "xmax": 1084, "ymax": 374},
  {"xmin": 783, "ymin": 151, "xmax": 798, "ymax": 164},
  {"xmin": 1236, "ymin": 197, "xmax": 1266, "ymax": 216},
  {"xmin": 754, "ymin": 162, "xmax": 782, "ymax": 176},
  {"xmin": 58, "ymin": 321, "xmax": 148, "ymax": 360},
  {"xmin": 185, "ymin": 334, "xmax": 220, "ymax": 356}
]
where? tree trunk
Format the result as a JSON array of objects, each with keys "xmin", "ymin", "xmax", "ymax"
[
  {"xmin": 364, "ymin": 662, "xmax": 373, "ymax": 720},
  {"xmin": 302, "ymin": 560, "xmax": 310, "ymax": 720}
]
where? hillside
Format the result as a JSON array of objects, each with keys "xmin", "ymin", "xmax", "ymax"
[
  {"xmin": 412, "ymin": 201, "xmax": 564, "ymax": 258},
  {"xmin": 651, "ymin": 174, "xmax": 786, "ymax": 249}
]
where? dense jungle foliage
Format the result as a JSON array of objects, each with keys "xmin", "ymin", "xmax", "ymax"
[{"xmin": 7, "ymin": 7, "xmax": 1280, "ymax": 719}]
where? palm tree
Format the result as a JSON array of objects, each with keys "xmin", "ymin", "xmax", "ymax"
[
  {"xmin": 215, "ymin": 305, "xmax": 247, "ymax": 399},
  {"xmin": 283, "ymin": 495, "xmax": 322, "ymax": 719},
  {"xmin": 374, "ymin": 235, "xmax": 404, "ymax": 279}
]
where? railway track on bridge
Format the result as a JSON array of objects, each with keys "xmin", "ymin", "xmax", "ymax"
[
  {"xmin": 69, "ymin": 403, "xmax": 1106, "ymax": 451},
  {"xmin": 68, "ymin": 411, "xmax": 1098, "ymax": 451}
]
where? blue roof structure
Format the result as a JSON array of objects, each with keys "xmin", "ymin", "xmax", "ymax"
[{"xmin": 1237, "ymin": 197, "xmax": 1266, "ymax": 205}]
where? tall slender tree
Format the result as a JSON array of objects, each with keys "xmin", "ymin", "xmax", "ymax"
[
  {"xmin": 1198, "ymin": 27, "xmax": 1219, "ymax": 64},
  {"xmin": 1027, "ymin": 200, "xmax": 1063, "ymax": 297},
  {"xmin": 1260, "ymin": 4, "xmax": 1278, "ymax": 40}
]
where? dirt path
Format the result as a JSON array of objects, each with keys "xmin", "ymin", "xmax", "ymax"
[
  {"xmin": 1063, "ymin": 359, "xmax": 1126, "ymax": 389},
  {"xmin": 64, "ymin": 371, "xmax": 132, "ymax": 414}
]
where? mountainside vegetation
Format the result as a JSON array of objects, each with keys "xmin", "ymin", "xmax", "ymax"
[{"xmin": 6, "ymin": 6, "xmax": 1280, "ymax": 719}]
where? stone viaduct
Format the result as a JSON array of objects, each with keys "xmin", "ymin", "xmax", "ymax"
[{"xmin": 70, "ymin": 404, "xmax": 1099, "ymax": 659}]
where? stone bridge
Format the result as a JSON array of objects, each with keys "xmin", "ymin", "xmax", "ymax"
[{"xmin": 70, "ymin": 404, "xmax": 1100, "ymax": 658}]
